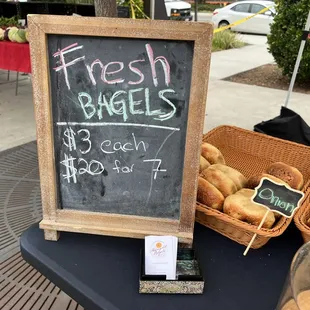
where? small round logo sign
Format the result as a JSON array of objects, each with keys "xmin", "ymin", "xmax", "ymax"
[{"xmin": 150, "ymin": 241, "xmax": 167, "ymax": 257}]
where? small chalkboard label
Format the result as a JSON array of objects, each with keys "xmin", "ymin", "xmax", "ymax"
[
  {"xmin": 252, "ymin": 177, "xmax": 305, "ymax": 218},
  {"xmin": 244, "ymin": 177, "xmax": 305, "ymax": 255}
]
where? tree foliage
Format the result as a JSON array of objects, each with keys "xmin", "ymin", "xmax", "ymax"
[{"xmin": 268, "ymin": 0, "xmax": 310, "ymax": 82}]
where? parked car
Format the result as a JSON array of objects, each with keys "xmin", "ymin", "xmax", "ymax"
[
  {"xmin": 164, "ymin": 0, "xmax": 192, "ymax": 21},
  {"xmin": 212, "ymin": 0, "xmax": 275, "ymax": 35}
]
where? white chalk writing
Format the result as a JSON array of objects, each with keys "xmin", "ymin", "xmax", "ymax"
[
  {"xmin": 57, "ymin": 122, "xmax": 180, "ymax": 132},
  {"xmin": 53, "ymin": 41, "xmax": 185, "ymax": 199},
  {"xmin": 63, "ymin": 127, "xmax": 77, "ymax": 151},
  {"xmin": 60, "ymin": 154, "xmax": 105, "ymax": 184},
  {"xmin": 143, "ymin": 159, "xmax": 167, "ymax": 180},
  {"xmin": 113, "ymin": 159, "xmax": 135, "ymax": 174},
  {"xmin": 100, "ymin": 133, "xmax": 146, "ymax": 154},
  {"xmin": 78, "ymin": 158, "xmax": 105, "ymax": 176},
  {"xmin": 61, "ymin": 153, "xmax": 78, "ymax": 183},
  {"xmin": 77, "ymin": 129, "xmax": 92, "ymax": 154}
]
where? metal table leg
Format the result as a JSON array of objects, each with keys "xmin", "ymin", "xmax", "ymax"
[{"xmin": 15, "ymin": 72, "xmax": 19, "ymax": 96}]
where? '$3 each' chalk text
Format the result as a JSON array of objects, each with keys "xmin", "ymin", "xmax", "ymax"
[{"xmin": 60, "ymin": 127, "xmax": 167, "ymax": 183}]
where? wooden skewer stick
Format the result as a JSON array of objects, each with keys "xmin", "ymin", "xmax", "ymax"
[{"xmin": 243, "ymin": 210, "xmax": 270, "ymax": 256}]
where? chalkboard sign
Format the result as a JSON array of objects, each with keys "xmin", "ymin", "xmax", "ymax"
[
  {"xmin": 29, "ymin": 15, "xmax": 213, "ymax": 244},
  {"xmin": 49, "ymin": 35, "xmax": 193, "ymax": 219},
  {"xmin": 252, "ymin": 178, "xmax": 305, "ymax": 217}
]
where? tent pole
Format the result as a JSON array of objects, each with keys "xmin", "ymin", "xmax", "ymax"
[
  {"xmin": 284, "ymin": 10, "xmax": 310, "ymax": 108},
  {"xmin": 150, "ymin": 0, "xmax": 155, "ymax": 19}
]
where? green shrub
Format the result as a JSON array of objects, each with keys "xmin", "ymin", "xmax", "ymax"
[
  {"xmin": 0, "ymin": 16, "xmax": 20, "ymax": 28},
  {"xmin": 212, "ymin": 31, "xmax": 246, "ymax": 52},
  {"xmin": 268, "ymin": 0, "xmax": 310, "ymax": 82},
  {"xmin": 191, "ymin": 3, "xmax": 221, "ymax": 12}
]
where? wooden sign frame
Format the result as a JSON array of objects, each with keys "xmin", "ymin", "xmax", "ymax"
[{"xmin": 28, "ymin": 15, "xmax": 213, "ymax": 244}]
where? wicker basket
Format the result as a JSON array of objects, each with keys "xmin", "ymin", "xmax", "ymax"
[
  {"xmin": 294, "ymin": 186, "xmax": 310, "ymax": 243},
  {"xmin": 196, "ymin": 125, "xmax": 310, "ymax": 249}
]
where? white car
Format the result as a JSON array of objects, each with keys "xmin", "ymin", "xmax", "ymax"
[{"xmin": 212, "ymin": 1, "xmax": 275, "ymax": 35}]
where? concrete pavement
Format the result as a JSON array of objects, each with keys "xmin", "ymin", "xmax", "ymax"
[
  {"xmin": 204, "ymin": 80, "xmax": 310, "ymax": 133},
  {"xmin": 0, "ymin": 73, "xmax": 35, "ymax": 151},
  {"xmin": 0, "ymin": 39, "xmax": 307, "ymax": 151},
  {"xmin": 204, "ymin": 42, "xmax": 308, "ymax": 133},
  {"xmin": 209, "ymin": 43, "xmax": 274, "ymax": 80},
  {"xmin": 238, "ymin": 33, "xmax": 268, "ymax": 46}
]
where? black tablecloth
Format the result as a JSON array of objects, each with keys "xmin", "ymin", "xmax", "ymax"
[{"xmin": 20, "ymin": 223, "xmax": 303, "ymax": 310}]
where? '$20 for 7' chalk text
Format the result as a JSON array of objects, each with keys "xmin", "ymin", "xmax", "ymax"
[{"xmin": 61, "ymin": 127, "xmax": 167, "ymax": 183}]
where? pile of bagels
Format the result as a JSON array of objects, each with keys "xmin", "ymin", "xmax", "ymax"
[{"xmin": 198, "ymin": 142, "xmax": 304, "ymax": 229}]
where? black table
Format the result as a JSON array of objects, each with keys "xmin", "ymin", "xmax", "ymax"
[{"xmin": 20, "ymin": 223, "xmax": 303, "ymax": 310}]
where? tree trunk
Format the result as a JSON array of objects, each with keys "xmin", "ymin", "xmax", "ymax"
[{"xmin": 94, "ymin": 0, "xmax": 117, "ymax": 17}]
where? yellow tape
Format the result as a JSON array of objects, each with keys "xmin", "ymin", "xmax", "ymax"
[
  {"xmin": 214, "ymin": 5, "xmax": 273, "ymax": 33},
  {"xmin": 130, "ymin": 0, "xmax": 136, "ymax": 19},
  {"xmin": 130, "ymin": 0, "xmax": 150, "ymax": 20}
]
